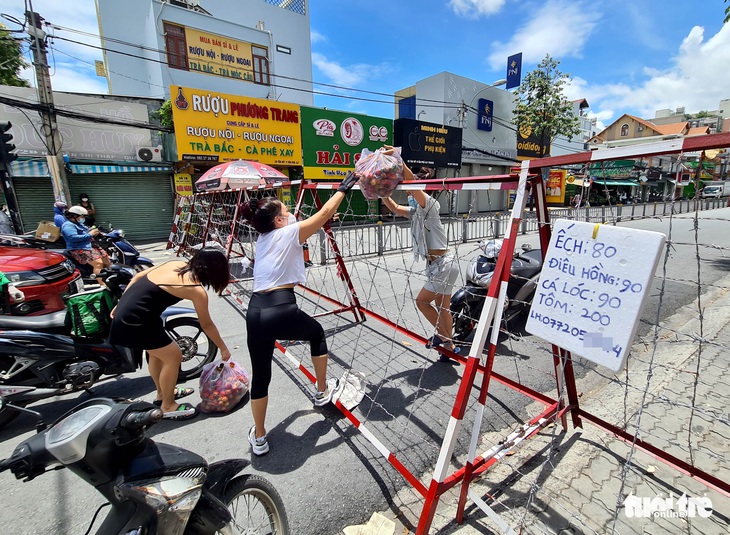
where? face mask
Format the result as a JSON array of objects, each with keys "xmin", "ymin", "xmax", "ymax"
[
  {"xmin": 78, "ymin": 217, "xmax": 86, "ymax": 224},
  {"xmin": 287, "ymin": 214, "xmax": 296, "ymax": 225},
  {"xmin": 81, "ymin": 198, "xmax": 88, "ymax": 202},
  {"xmin": 407, "ymin": 196, "xmax": 417, "ymax": 209}
]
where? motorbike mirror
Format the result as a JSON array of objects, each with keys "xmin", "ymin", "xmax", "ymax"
[
  {"xmin": 521, "ymin": 243, "xmax": 533, "ymax": 252},
  {"xmin": 0, "ymin": 390, "xmax": 47, "ymax": 432}
]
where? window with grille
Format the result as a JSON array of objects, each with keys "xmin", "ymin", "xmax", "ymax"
[
  {"xmin": 264, "ymin": 0, "xmax": 306, "ymax": 15},
  {"xmin": 163, "ymin": 22, "xmax": 188, "ymax": 70},
  {"xmin": 252, "ymin": 46, "xmax": 270, "ymax": 85}
]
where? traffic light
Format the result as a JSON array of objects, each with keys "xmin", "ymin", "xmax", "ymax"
[{"xmin": 0, "ymin": 122, "xmax": 18, "ymax": 172}]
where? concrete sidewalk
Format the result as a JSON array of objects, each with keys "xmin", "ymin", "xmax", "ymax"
[
  {"xmin": 345, "ymin": 276, "xmax": 730, "ymax": 534},
  {"xmin": 136, "ymin": 238, "xmax": 729, "ymax": 534}
]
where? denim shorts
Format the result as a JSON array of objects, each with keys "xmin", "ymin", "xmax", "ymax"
[{"xmin": 423, "ymin": 253, "xmax": 459, "ymax": 295}]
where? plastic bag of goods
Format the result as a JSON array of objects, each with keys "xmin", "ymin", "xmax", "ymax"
[
  {"xmin": 199, "ymin": 359, "xmax": 250, "ymax": 413},
  {"xmin": 355, "ymin": 147, "xmax": 404, "ymax": 199}
]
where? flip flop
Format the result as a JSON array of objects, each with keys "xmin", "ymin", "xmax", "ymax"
[
  {"xmin": 162, "ymin": 402, "xmax": 198, "ymax": 421},
  {"xmin": 153, "ymin": 387, "xmax": 195, "ymax": 406},
  {"xmin": 425, "ymin": 335, "xmax": 444, "ymax": 349}
]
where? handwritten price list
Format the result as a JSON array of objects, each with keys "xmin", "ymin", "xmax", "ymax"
[{"xmin": 525, "ymin": 220, "xmax": 666, "ymax": 372}]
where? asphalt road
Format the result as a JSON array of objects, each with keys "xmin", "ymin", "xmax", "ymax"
[{"xmin": 0, "ymin": 207, "xmax": 727, "ymax": 534}]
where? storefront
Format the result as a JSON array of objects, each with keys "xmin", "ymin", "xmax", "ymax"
[{"xmin": 9, "ymin": 160, "xmax": 174, "ymax": 240}]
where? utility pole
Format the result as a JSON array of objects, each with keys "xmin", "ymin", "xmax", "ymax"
[{"xmin": 25, "ymin": 6, "xmax": 71, "ymax": 204}]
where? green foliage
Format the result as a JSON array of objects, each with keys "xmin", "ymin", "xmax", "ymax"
[
  {"xmin": 726, "ymin": 0, "xmax": 729, "ymax": 24},
  {"xmin": 152, "ymin": 99, "xmax": 174, "ymax": 130},
  {"xmin": 0, "ymin": 25, "xmax": 30, "ymax": 87},
  {"xmin": 513, "ymin": 54, "xmax": 581, "ymax": 157},
  {"xmin": 694, "ymin": 110, "xmax": 711, "ymax": 119}
]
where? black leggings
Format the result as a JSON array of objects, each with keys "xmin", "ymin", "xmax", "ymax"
[{"xmin": 246, "ymin": 288, "xmax": 328, "ymax": 399}]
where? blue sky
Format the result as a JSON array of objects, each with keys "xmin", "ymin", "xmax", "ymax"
[{"xmin": 4, "ymin": 0, "xmax": 730, "ymax": 132}]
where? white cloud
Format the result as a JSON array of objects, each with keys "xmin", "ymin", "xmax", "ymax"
[
  {"xmin": 310, "ymin": 30, "xmax": 326, "ymax": 43},
  {"xmin": 487, "ymin": 0, "xmax": 601, "ymax": 69},
  {"xmin": 449, "ymin": 0, "xmax": 507, "ymax": 17},
  {"xmin": 573, "ymin": 24, "xmax": 730, "ymax": 123},
  {"xmin": 311, "ymin": 52, "xmax": 394, "ymax": 89}
]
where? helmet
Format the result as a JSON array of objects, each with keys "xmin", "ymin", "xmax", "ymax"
[
  {"xmin": 67, "ymin": 205, "xmax": 88, "ymax": 216},
  {"xmin": 480, "ymin": 239, "xmax": 503, "ymax": 259},
  {"xmin": 54, "ymin": 201, "xmax": 67, "ymax": 209}
]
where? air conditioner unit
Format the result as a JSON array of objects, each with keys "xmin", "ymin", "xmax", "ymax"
[{"xmin": 136, "ymin": 145, "xmax": 163, "ymax": 162}]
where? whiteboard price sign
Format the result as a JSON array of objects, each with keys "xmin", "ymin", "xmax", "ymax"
[{"xmin": 525, "ymin": 220, "xmax": 666, "ymax": 372}]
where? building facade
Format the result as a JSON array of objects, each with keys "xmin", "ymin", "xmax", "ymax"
[
  {"xmin": 395, "ymin": 72, "xmax": 517, "ymax": 213},
  {"xmin": 95, "ymin": 0, "xmax": 313, "ymax": 106}
]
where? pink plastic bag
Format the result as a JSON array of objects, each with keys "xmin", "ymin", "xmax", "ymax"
[
  {"xmin": 199, "ymin": 359, "xmax": 250, "ymax": 413},
  {"xmin": 355, "ymin": 147, "xmax": 404, "ymax": 199}
]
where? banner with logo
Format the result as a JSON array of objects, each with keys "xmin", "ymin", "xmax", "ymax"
[
  {"xmin": 300, "ymin": 107, "xmax": 391, "ymax": 180},
  {"xmin": 476, "ymin": 98, "xmax": 493, "ymax": 132},
  {"xmin": 506, "ymin": 52, "xmax": 522, "ymax": 90},
  {"xmin": 393, "ymin": 118, "xmax": 462, "ymax": 169},
  {"xmin": 171, "ymin": 86, "xmax": 302, "ymax": 166},
  {"xmin": 516, "ymin": 124, "xmax": 549, "ymax": 161}
]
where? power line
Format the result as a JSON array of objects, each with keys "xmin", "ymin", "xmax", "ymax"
[{"xmin": 46, "ymin": 27, "xmax": 463, "ymax": 111}]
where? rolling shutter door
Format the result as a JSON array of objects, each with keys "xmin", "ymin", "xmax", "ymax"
[
  {"xmin": 69, "ymin": 173, "xmax": 174, "ymax": 240},
  {"xmin": 12, "ymin": 177, "xmax": 56, "ymax": 233}
]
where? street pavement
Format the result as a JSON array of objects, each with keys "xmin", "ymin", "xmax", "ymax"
[{"xmin": 140, "ymin": 226, "xmax": 730, "ymax": 535}]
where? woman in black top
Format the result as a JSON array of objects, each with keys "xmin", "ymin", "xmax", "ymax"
[{"xmin": 109, "ymin": 247, "xmax": 232, "ymax": 420}]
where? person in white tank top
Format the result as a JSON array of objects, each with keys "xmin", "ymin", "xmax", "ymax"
[{"xmin": 240, "ymin": 171, "xmax": 358, "ymax": 455}]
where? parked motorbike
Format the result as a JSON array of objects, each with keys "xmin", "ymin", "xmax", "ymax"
[
  {"xmin": 0, "ymin": 395, "xmax": 289, "ymax": 534},
  {"xmin": 0, "ymin": 265, "xmax": 218, "ymax": 429},
  {"xmin": 450, "ymin": 239, "xmax": 543, "ymax": 342},
  {"xmin": 0, "ymin": 225, "xmax": 154, "ymax": 273}
]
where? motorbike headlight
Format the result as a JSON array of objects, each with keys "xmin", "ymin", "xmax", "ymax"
[
  {"xmin": 117, "ymin": 473, "xmax": 205, "ymax": 534},
  {"xmin": 6, "ymin": 270, "xmax": 45, "ymax": 287}
]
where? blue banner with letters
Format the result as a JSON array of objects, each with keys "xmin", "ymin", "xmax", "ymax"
[
  {"xmin": 477, "ymin": 98, "xmax": 493, "ymax": 131},
  {"xmin": 506, "ymin": 52, "xmax": 522, "ymax": 90}
]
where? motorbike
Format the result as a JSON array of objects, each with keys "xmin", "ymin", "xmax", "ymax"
[
  {"xmin": 450, "ymin": 239, "xmax": 543, "ymax": 343},
  {"xmin": 0, "ymin": 225, "xmax": 154, "ymax": 273},
  {"xmin": 0, "ymin": 395, "xmax": 289, "ymax": 534},
  {"xmin": 0, "ymin": 265, "xmax": 218, "ymax": 429}
]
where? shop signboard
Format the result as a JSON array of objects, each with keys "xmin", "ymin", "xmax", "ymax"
[
  {"xmin": 174, "ymin": 173, "xmax": 193, "ymax": 196},
  {"xmin": 547, "ymin": 169, "xmax": 566, "ymax": 204},
  {"xmin": 171, "ymin": 86, "xmax": 302, "ymax": 166},
  {"xmin": 394, "ymin": 118, "xmax": 462, "ymax": 169},
  {"xmin": 300, "ymin": 107, "xmax": 392, "ymax": 180},
  {"xmin": 182, "ymin": 26, "xmax": 256, "ymax": 83},
  {"xmin": 516, "ymin": 124, "xmax": 548, "ymax": 161}
]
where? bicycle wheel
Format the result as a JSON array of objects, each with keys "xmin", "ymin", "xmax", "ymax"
[
  {"xmin": 224, "ymin": 474, "xmax": 289, "ymax": 535},
  {"xmin": 165, "ymin": 316, "xmax": 217, "ymax": 381}
]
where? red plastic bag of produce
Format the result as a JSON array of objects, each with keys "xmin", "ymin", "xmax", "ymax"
[
  {"xmin": 199, "ymin": 359, "xmax": 250, "ymax": 413},
  {"xmin": 355, "ymin": 147, "xmax": 404, "ymax": 199}
]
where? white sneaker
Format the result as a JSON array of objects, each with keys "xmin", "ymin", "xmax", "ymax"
[
  {"xmin": 314, "ymin": 378, "xmax": 339, "ymax": 407},
  {"xmin": 248, "ymin": 425, "xmax": 269, "ymax": 456}
]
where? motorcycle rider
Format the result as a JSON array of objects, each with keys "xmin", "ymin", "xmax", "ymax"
[
  {"xmin": 53, "ymin": 201, "xmax": 67, "ymax": 227},
  {"xmin": 61, "ymin": 205, "xmax": 110, "ymax": 285},
  {"xmin": 381, "ymin": 152, "xmax": 461, "ymax": 360}
]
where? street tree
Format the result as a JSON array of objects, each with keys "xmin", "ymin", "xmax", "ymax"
[
  {"xmin": 0, "ymin": 25, "xmax": 30, "ymax": 87},
  {"xmin": 513, "ymin": 54, "xmax": 580, "ymax": 157},
  {"xmin": 725, "ymin": 0, "xmax": 729, "ymax": 24}
]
